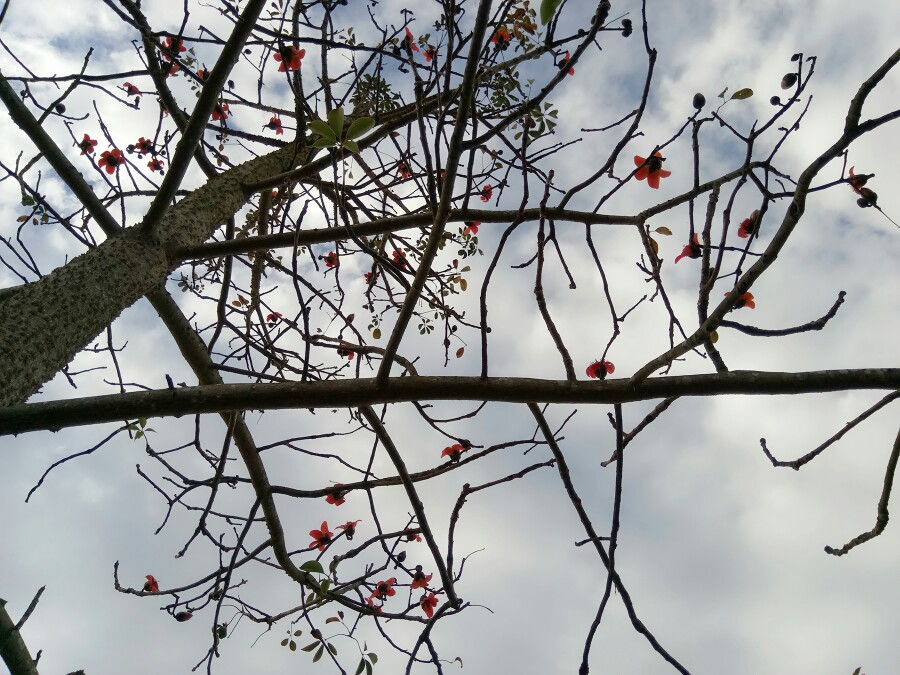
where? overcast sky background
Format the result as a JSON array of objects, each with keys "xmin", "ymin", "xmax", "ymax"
[{"xmin": 2, "ymin": 0, "xmax": 899, "ymax": 673}]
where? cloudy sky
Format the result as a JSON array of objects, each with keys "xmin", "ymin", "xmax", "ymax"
[{"xmin": 1, "ymin": 0, "xmax": 899, "ymax": 673}]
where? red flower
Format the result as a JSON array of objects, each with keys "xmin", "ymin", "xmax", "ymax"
[
  {"xmin": 370, "ymin": 577, "xmax": 397, "ymax": 601},
  {"xmin": 163, "ymin": 36, "xmax": 186, "ymax": 59},
  {"xmin": 98, "ymin": 149, "xmax": 125, "ymax": 174},
  {"xmin": 491, "ymin": 26, "xmax": 511, "ymax": 47},
  {"xmin": 365, "ymin": 597, "xmax": 383, "ymax": 614},
  {"xmin": 397, "ymin": 161, "xmax": 412, "ymax": 180},
  {"xmin": 725, "ymin": 291, "xmax": 755, "ymax": 309},
  {"xmin": 480, "ymin": 184, "xmax": 493, "ymax": 202},
  {"xmin": 441, "ymin": 443, "xmax": 466, "ymax": 462},
  {"xmin": 420, "ymin": 593, "xmax": 438, "ymax": 618},
  {"xmin": 274, "ymin": 45, "xmax": 305, "ymax": 72},
  {"xmin": 401, "ymin": 27, "xmax": 420, "ymax": 53},
  {"xmin": 337, "ymin": 520, "xmax": 361, "ymax": 540},
  {"xmin": 392, "ymin": 249, "xmax": 407, "ymax": 267},
  {"xmin": 560, "ymin": 51, "xmax": 575, "ymax": 76},
  {"xmin": 737, "ymin": 210, "xmax": 761, "ymax": 239},
  {"xmin": 410, "ymin": 567, "xmax": 432, "ymax": 590},
  {"xmin": 144, "ymin": 575, "xmax": 160, "ymax": 593},
  {"xmin": 323, "ymin": 251, "xmax": 338, "ymax": 268},
  {"xmin": 265, "ymin": 311, "xmax": 282, "ymax": 324},
  {"xmin": 848, "ymin": 166, "xmax": 867, "ymax": 195},
  {"xmin": 364, "ymin": 271, "xmax": 376, "ymax": 284},
  {"xmin": 309, "ymin": 521, "xmax": 333, "ymax": 551},
  {"xmin": 266, "ymin": 116, "xmax": 284, "ymax": 135},
  {"xmin": 166, "ymin": 62, "xmax": 180, "ymax": 76},
  {"xmin": 633, "ymin": 153, "xmax": 672, "ymax": 189},
  {"xmin": 123, "ymin": 82, "xmax": 141, "ymax": 96},
  {"xmin": 147, "ymin": 158, "xmax": 164, "ymax": 173},
  {"xmin": 78, "ymin": 134, "xmax": 97, "ymax": 155},
  {"xmin": 196, "ymin": 68, "xmax": 209, "ymax": 82},
  {"xmin": 405, "ymin": 530, "xmax": 422, "ymax": 543},
  {"xmin": 325, "ymin": 484, "xmax": 346, "ymax": 505},
  {"xmin": 674, "ymin": 234, "xmax": 701, "ymax": 263},
  {"xmin": 463, "ymin": 221, "xmax": 480, "ymax": 236},
  {"xmin": 212, "ymin": 103, "xmax": 229, "ymax": 121},
  {"xmin": 336, "ymin": 348, "xmax": 355, "ymax": 361},
  {"xmin": 424, "ymin": 46, "xmax": 437, "ymax": 63},
  {"xmin": 585, "ymin": 360, "xmax": 615, "ymax": 379},
  {"xmin": 134, "ymin": 137, "xmax": 153, "ymax": 155}
]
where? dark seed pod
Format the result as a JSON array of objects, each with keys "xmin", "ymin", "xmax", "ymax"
[
  {"xmin": 770, "ymin": 96, "xmax": 782, "ymax": 106},
  {"xmin": 55, "ymin": 104, "xmax": 66, "ymax": 114},
  {"xmin": 859, "ymin": 188, "xmax": 878, "ymax": 205},
  {"xmin": 857, "ymin": 198, "xmax": 871, "ymax": 208},
  {"xmin": 780, "ymin": 72, "xmax": 798, "ymax": 89},
  {"xmin": 174, "ymin": 611, "xmax": 193, "ymax": 622},
  {"xmin": 621, "ymin": 19, "xmax": 633, "ymax": 37},
  {"xmin": 692, "ymin": 93, "xmax": 706, "ymax": 110},
  {"xmin": 791, "ymin": 53, "xmax": 801, "ymax": 62}
]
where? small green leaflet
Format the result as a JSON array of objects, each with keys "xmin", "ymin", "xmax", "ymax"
[
  {"xmin": 346, "ymin": 117, "xmax": 375, "ymax": 140},
  {"xmin": 731, "ymin": 88, "xmax": 753, "ymax": 100},
  {"xmin": 540, "ymin": 0, "xmax": 563, "ymax": 25},
  {"xmin": 300, "ymin": 560, "xmax": 325, "ymax": 574}
]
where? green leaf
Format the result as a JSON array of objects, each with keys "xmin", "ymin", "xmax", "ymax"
[
  {"xmin": 308, "ymin": 120, "xmax": 337, "ymax": 140},
  {"xmin": 289, "ymin": 640, "xmax": 297, "ymax": 651},
  {"xmin": 313, "ymin": 645, "xmax": 325, "ymax": 663},
  {"xmin": 540, "ymin": 0, "xmax": 563, "ymax": 25},
  {"xmin": 327, "ymin": 107, "xmax": 345, "ymax": 137},
  {"xmin": 300, "ymin": 560, "xmax": 325, "ymax": 575},
  {"xmin": 343, "ymin": 140, "xmax": 360, "ymax": 154},
  {"xmin": 346, "ymin": 117, "xmax": 375, "ymax": 140},
  {"xmin": 301, "ymin": 642, "xmax": 319, "ymax": 652},
  {"xmin": 731, "ymin": 88, "xmax": 753, "ymax": 100},
  {"xmin": 356, "ymin": 659, "xmax": 366, "ymax": 675},
  {"xmin": 365, "ymin": 660, "xmax": 373, "ymax": 675},
  {"xmin": 367, "ymin": 653, "xmax": 378, "ymax": 664},
  {"xmin": 327, "ymin": 642, "xmax": 337, "ymax": 655},
  {"xmin": 318, "ymin": 579, "xmax": 331, "ymax": 595},
  {"xmin": 281, "ymin": 638, "xmax": 289, "ymax": 647}
]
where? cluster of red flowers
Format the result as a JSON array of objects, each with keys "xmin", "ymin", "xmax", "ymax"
[
  {"xmin": 134, "ymin": 137, "xmax": 153, "ymax": 156},
  {"xmin": 323, "ymin": 251, "xmax": 338, "ymax": 268},
  {"xmin": 585, "ymin": 360, "xmax": 615, "ymax": 379},
  {"xmin": 98, "ymin": 149, "xmax": 125, "ymax": 174},
  {"xmin": 308, "ymin": 521, "xmax": 333, "ymax": 551},
  {"xmin": 491, "ymin": 26, "xmax": 511, "ymax": 48},
  {"xmin": 325, "ymin": 484, "xmax": 346, "ymax": 506},
  {"xmin": 265, "ymin": 312, "xmax": 282, "ymax": 324},
  {"xmin": 162, "ymin": 36, "xmax": 186, "ymax": 74},
  {"xmin": 480, "ymin": 184, "xmax": 493, "ymax": 202},
  {"xmin": 78, "ymin": 134, "xmax": 97, "ymax": 155},
  {"xmin": 212, "ymin": 103, "xmax": 229, "ymax": 122},
  {"xmin": 397, "ymin": 161, "xmax": 412, "ymax": 180},
  {"xmin": 401, "ymin": 27, "xmax": 419, "ymax": 53},
  {"xmin": 674, "ymin": 234, "xmax": 701, "ymax": 263},
  {"xmin": 633, "ymin": 153, "xmax": 671, "ymax": 189},
  {"xmin": 274, "ymin": 44, "xmax": 305, "ymax": 72},
  {"xmin": 463, "ymin": 221, "xmax": 480, "ymax": 236},
  {"xmin": 392, "ymin": 248, "xmax": 407, "ymax": 267},
  {"xmin": 441, "ymin": 443, "xmax": 466, "ymax": 461},
  {"xmin": 144, "ymin": 575, "xmax": 159, "ymax": 593},
  {"xmin": 560, "ymin": 51, "xmax": 575, "ymax": 76},
  {"xmin": 737, "ymin": 210, "xmax": 761, "ymax": 239},
  {"xmin": 725, "ymin": 291, "xmax": 755, "ymax": 309},
  {"xmin": 147, "ymin": 158, "xmax": 164, "ymax": 173},
  {"xmin": 266, "ymin": 116, "xmax": 283, "ymax": 135},
  {"xmin": 337, "ymin": 520, "xmax": 360, "ymax": 540}
]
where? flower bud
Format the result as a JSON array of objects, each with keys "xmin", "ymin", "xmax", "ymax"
[{"xmin": 692, "ymin": 93, "xmax": 705, "ymax": 110}]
